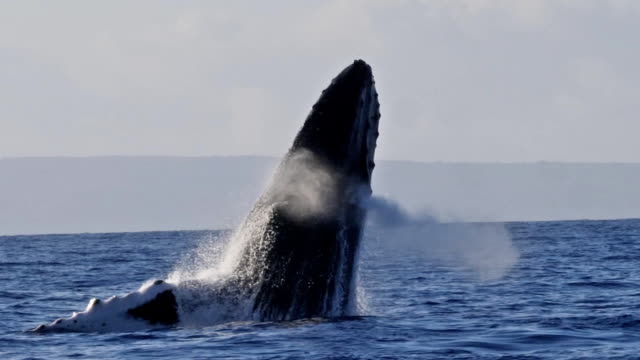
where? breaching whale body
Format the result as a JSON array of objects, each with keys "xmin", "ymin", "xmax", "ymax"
[
  {"xmin": 234, "ymin": 59, "xmax": 380, "ymax": 320},
  {"xmin": 33, "ymin": 59, "xmax": 380, "ymax": 332}
]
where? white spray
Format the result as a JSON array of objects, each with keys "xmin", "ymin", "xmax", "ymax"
[{"xmin": 364, "ymin": 196, "xmax": 519, "ymax": 281}]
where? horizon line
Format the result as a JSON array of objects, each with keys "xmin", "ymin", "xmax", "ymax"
[
  {"xmin": 2, "ymin": 155, "xmax": 640, "ymax": 165},
  {"xmin": 3, "ymin": 217, "xmax": 640, "ymax": 238}
]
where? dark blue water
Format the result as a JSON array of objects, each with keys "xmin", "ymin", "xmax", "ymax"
[{"xmin": 2, "ymin": 219, "xmax": 640, "ymax": 359}]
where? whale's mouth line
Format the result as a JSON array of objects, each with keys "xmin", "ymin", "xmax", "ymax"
[{"xmin": 33, "ymin": 59, "xmax": 380, "ymax": 333}]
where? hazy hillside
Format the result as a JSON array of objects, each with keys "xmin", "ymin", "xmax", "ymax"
[{"xmin": 1, "ymin": 157, "xmax": 639, "ymax": 235}]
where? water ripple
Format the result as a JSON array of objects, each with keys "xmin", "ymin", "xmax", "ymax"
[{"xmin": 2, "ymin": 221, "xmax": 640, "ymax": 359}]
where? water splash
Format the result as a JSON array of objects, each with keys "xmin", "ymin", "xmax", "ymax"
[
  {"xmin": 164, "ymin": 149, "xmax": 363, "ymax": 325},
  {"xmin": 165, "ymin": 204, "xmax": 280, "ymax": 326}
]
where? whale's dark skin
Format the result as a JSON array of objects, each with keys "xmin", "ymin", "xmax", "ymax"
[{"xmin": 234, "ymin": 59, "xmax": 380, "ymax": 320}]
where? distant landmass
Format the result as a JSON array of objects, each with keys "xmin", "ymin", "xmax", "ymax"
[{"xmin": 1, "ymin": 156, "xmax": 639, "ymax": 235}]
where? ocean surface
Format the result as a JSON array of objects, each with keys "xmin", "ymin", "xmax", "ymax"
[{"xmin": 2, "ymin": 219, "xmax": 640, "ymax": 359}]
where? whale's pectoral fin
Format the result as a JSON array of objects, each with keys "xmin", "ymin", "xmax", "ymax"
[{"xmin": 127, "ymin": 289, "xmax": 179, "ymax": 325}]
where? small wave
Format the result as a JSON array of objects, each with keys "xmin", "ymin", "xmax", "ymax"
[
  {"xmin": 540, "ymin": 314, "xmax": 640, "ymax": 330},
  {"xmin": 566, "ymin": 281, "xmax": 637, "ymax": 289},
  {"xmin": 0, "ymin": 291, "xmax": 33, "ymax": 300},
  {"xmin": 446, "ymin": 340, "xmax": 521, "ymax": 351},
  {"xmin": 520, "ymin": 333, "xmax": 583, "ymax": 343},
  {"xmin": 107, "ymin": 333, "xmax": 162, "ymax": 341},
  {"xmin": 1, "ymin": 261, "xmax": 65, "ymax": 266}
]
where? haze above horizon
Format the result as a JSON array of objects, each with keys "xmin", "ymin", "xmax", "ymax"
[{"xmin": 2, "ymin": 157, "xmax": 640, "ymax": 235}]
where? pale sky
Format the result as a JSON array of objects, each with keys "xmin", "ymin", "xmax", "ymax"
[{"xmin": 1, "ymin": 1, "xmax": 639, "ymax": 162}]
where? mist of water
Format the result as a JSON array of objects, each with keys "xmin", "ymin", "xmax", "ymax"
[
  {"xmin": 267, "ymin": 149, "xmax": 342, "ymax": 221},
  {"xmin": 364, "ymin": 196, "xmax": 519, "ymax": 281}
]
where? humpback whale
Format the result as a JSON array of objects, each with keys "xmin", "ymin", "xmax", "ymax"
[
  {"xmin": 33, "ymin": 59, "xmax": 380, "ymax": 332},
  {"xmin": 227, "ymin": 59, "xmax": 379, "ymax": 320}
]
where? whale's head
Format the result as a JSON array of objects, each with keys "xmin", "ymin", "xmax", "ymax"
[
  {"xmin": 289, "ymin": 59, "xmax": 380, "ymax": 190},
  {"xmin": 262, "ymin": 60, "xmax": 381, "ymax": 221}
]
